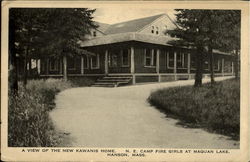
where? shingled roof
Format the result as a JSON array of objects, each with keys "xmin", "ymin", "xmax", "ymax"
[
  {"xmin": 84, "ymin": 14, "xmax": 230, "ymax": 55},
  {"xmin": 104, "ymin": 14, "xmax": 165, "ymax": 35},
  {"xmin": 80, "ymin": 32, "xmax": 176, "ymax": 47},
  {"xmin": 94, "ymin": 22, "xmax": 110, "ymax": 33}
]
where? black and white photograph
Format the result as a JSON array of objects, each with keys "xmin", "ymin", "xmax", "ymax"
[{"xmin": 1, "ymin": 1, "xmax": 249, "ymax": 161}]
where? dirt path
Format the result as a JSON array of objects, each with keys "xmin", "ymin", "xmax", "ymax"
[{"xmin": 50, "ymin": 77, "xmax": 239, "ymax": 148}]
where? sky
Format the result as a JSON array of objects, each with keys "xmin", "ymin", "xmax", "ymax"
[{"xmin": 93, "ymin": 8, "xmax": 176, "ymax": 24}]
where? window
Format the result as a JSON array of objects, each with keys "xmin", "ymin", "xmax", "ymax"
[
  {"xmin": 91, "ymin": 54, "xmax": 100, "ymax": 69},
  {"xmin": 41, "ymin": 59, "xmax": 45, "ymax": 72},
  {"xmin": 144, "ymin": 49, "xmax": 156, "ymax": 67},
  {"xmin": 49, "ymin": 58, "xmax": 58, "ymax": 71},
  {"xmin": 93, "ymin": 31, "xmax": 96, "ymax": 37},
  {"xmin": 191, "ymin": 55, "xmax": 196, "ymax": 69},
  {"xmin": 68, "ymin": 57, "xmax": 76, "ymax": 70},
  {"xmin": 177, "ymin": 53, "xmax": 187, "ymax": 69},
  {"xmin": 167, "ymin": 51, "xmax": 174, "ymax": 68},
  {"xmin": 83, "ymin": 56, "xmax": 89, "ymax": 69},
  {"xmin": 151, "ymin": 26, "xmax": 154, "ymax": 33},
  {"xmin": 204, "ymin": 61, "xmax": 209, "ymax": 70},
  {"xmin": 121, "ymin": 49, "xmax": 129, "ymax": 67},
  {"xmin": 109, "ymin": 51, "xmax": 119, "ymax": 67},
  {"xmin": 156, "ymin": 27, "xmax": 159, "ymax": 35},
  {"xmin": 214, "ymin": 59, "xmax": 220, "ymax": 71}
]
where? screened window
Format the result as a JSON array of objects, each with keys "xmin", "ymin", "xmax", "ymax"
[
  {"xmin": 109, "ymin": 51, "xmax": 119, "ymax": 67},
  {"xmin": 121, "ymin": 49, "xmax": 129, "ymax": 66},
  {"xmin": 177, "ymin": 53, "xmax": 187, "ymax": 68},
  {"xmin": 167, "ymin": 51, "xmax": 174, "ymax": 68},
  {"xmin": 214, "ymin": 59, "xmax": 220, "ymax": 71},
  {"xmin": 68, "ymin": 57, "xmax": 76, "ymax": 70},
  {"xmin": 204, "ymin": 61, "xmax": 209, "ymax": 70},
  {"xmin": 83, "ymin": 56, "xmax": 89, "ymax": 69},
  {"xmin": 91, "ymin": 54, "xmax": 100, "ymax": 69},
  {"xmin": 144, "ymin": 49, "xmax": 156, "ymax": 67},
  {"xmin": 191, "ymin": 55, "xmax": 196, "ymax": 69},
  {"xmin": 49, "ymin": 59, "xmax": 58, "ymax": 71},
  {"xmin": 41, "ymin": 59, "xmax": 46, "ymax": 72}
]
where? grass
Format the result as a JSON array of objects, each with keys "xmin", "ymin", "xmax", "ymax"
[
  {"xmin": 148, "ymin": 79, "xmax": 240, "ymax": 140},
  {"xmin": 8, "ymin": 78, "xmax": 91, "ymax": 147}
]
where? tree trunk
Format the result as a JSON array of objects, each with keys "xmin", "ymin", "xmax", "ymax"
[
  {"xmin": 194, "ymin": 46, "xmax": 203, "ymax": 87},
  {"xmin": 23, "ymin": 47, "xmax": 28, "ymax": 87},
  {"xmin": 28, "ymin": 58, "xmax": 32, "ymax": 78},
  {"xmin": 9, "ymin": 17, "xmax": 18, "ymax": 93},
  {"xmin": 208, "ymin": 45, "xmax": 215, "ymax": 85},
  {"xmin": 63, "ymin": 55, "xmax": 67, "ymax": 81},
  {"xmin": 235, "ymin": 50, "xmax": 239, "ymax": 79}
]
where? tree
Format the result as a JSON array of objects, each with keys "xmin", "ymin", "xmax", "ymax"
[
  {"xmin": 9, "ymin": 8, "xmax": 97, "ymax": 90},
  {"xmin": 167, "ymin": 10, "xmax": 208, "ymax": 87},
  {"xmin": 167, "ymin": 10, "xmax": 240, "ymax": 86},
  {"xmin": 200, "ymin": 10, "xmax": 240, "ymax": 84},
  {"xmin": 216, "ymin": 10, "xmax": 240, "ymax": 79},
  {"xmin": 9, "ymin": 9, "xmax": 42, "ymax": 89},
  {"xmin": 38, "ymin": 8, "xmax": 97, "ymax": 81}
]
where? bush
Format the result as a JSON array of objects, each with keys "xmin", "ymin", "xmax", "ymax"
[
  {"xmin": 148, "ymin": 79, "xmax": 240, "ymax": 139},
  {"xmin": 8, "ymin": 79, "xmax": 72, "ymax": 147},
  {"xmin": 69, "ymin": 76, "xmax": 96, "ymax": 87}
]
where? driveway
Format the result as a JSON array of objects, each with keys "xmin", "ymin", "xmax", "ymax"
[{"xmin": 50, "ymin": 76, "xmax": 239, "ymax": 148}]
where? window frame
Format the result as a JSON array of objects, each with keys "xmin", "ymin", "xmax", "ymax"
[
  {"xmin": 83, "ymin": 56, "xmax": 89, "ymax": 69},
  {"xmin": 67, "ymin": 57, "xmax": 77, "ymax": 70},
  {"xmin": 109, "ymin": 51, "xmax": 119, "ymax": 68},
  {"xmin": 121, "ymin": 49, "xmax": 130, "ymax": 67},
  {"xmin": 156, "ymin": 27, "xmax": 159, "ymax": 35},
  {"xmin": 190, "ymin": 55, "xmax": 196, "ymax": 70},
  {"xmin": 214, "ymin": 59, "xmax": 220, "ymax": 71},
  {"xmin": 93, "ymin": 31, "xmax": 97, "ymax": 37},
  {"xmin": 204, "ymin": 60, "xmax": 209, "ymax": 70},
  {"xmin": 151, "ymin": 26, "xmax": 154, "ymax": 34},
  {"xmin": 144, "ymin": 49, "xmax": 156, "ymax": 68},
  {"xmin": 90, "ymin": 54, "xmax": 100, "ymax": 69},
  {"xmin": 177, "ymin": 52, "xmax": 188, "ymax": 69},
  {"xmin": 49, "ymin": 58, "xmax": 58, "ymax": 71},
  {"xmin": 167, "ymin": 51, "xmax": 174, "ymax": 69}
]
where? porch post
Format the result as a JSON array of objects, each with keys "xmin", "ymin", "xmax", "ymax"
[
  {"xmin": 46, "ymin": 59, "xmax": 49, "ymax": 75},
  {"xmin": 58, "ymin": 58, "xmax": 61, "ymax": 74},
  {"xmin": 231, "ymin": 61, "xmax": 234, "ymax": 75},
  {"xmin": 187, "ymin": 53, "xmax": 191, "ymax": 79},
  {"xmin": 222, "ymin": 58, "xmax": 224, "ymax": 76},
  {"xmin": 174, "ymin": 51, "xmax": 177, "ymax": 80},
  {"xmin": 81, "ymin": 56, "xmax": 84, "ymax": 74},
  {"xmin": 156, "ymin": 49, "xmax": 160, "ymax": 82},
  {"xmin": 131, "ymin": 46, "xmax": 135, "ymax": 84},
  {"xmin": 37, "ymin": 59, "xmax": 41, "ymax": 74},
  {"xmin": 105, "ymin": 49, "xmax": 108, "ymax": 75}
]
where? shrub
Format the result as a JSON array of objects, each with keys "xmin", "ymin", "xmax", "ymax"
[
  {"xmin": 8, "ymin": 79, "xmax": 72, "ymax": 147},
  {"xmin": 69, "ymin": 77, "xmax": 96, "ymax": 87},
  {"xmin": 148, "ymin": 79, "xmax": 240, "ymax": 139}
]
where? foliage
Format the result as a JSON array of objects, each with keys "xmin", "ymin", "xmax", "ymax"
[
  {"xmin": 69, "ymin": 77, "xmax": 96, "ymax": 87},
  {"xmin": 167, "ymin": 10, "xmax": 241, "ymax": 85},
  {"xmin": 8, "ymin": 79, "xmax": 72, "ymax": 147},
  {"xmin": 148, "ymin": 79, "xmax": 240, "ymax": 139},
  {"xmin": 9, "ymin": 8, "xmax": 97, "ymax": 87}
]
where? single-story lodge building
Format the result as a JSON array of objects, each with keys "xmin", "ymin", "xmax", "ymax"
[{"xmin": 39, "ymin": 14, "xmax": 234, "ymax": 87}]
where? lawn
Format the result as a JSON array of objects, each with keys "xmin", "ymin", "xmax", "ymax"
[
  {"xmin": 148, "ymin": 79, "xmax": 240, "ymax": 140},
  {"xmin": 8, "ymin": 78, "xmax": 93, "ymax": 147}
]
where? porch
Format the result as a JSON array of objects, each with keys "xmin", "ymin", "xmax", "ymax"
[{"xmin": 39, "ymin": 39, "xmax": 234, "ymax": 86}]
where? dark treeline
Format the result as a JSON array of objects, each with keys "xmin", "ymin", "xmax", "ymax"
[
  {"xmin": 167, "ymin": 10, "xmax": 240, "ymax": 87},
  {"xmin": 9, "ymin": 8, "xmax": 97, "ymax": 92}
]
